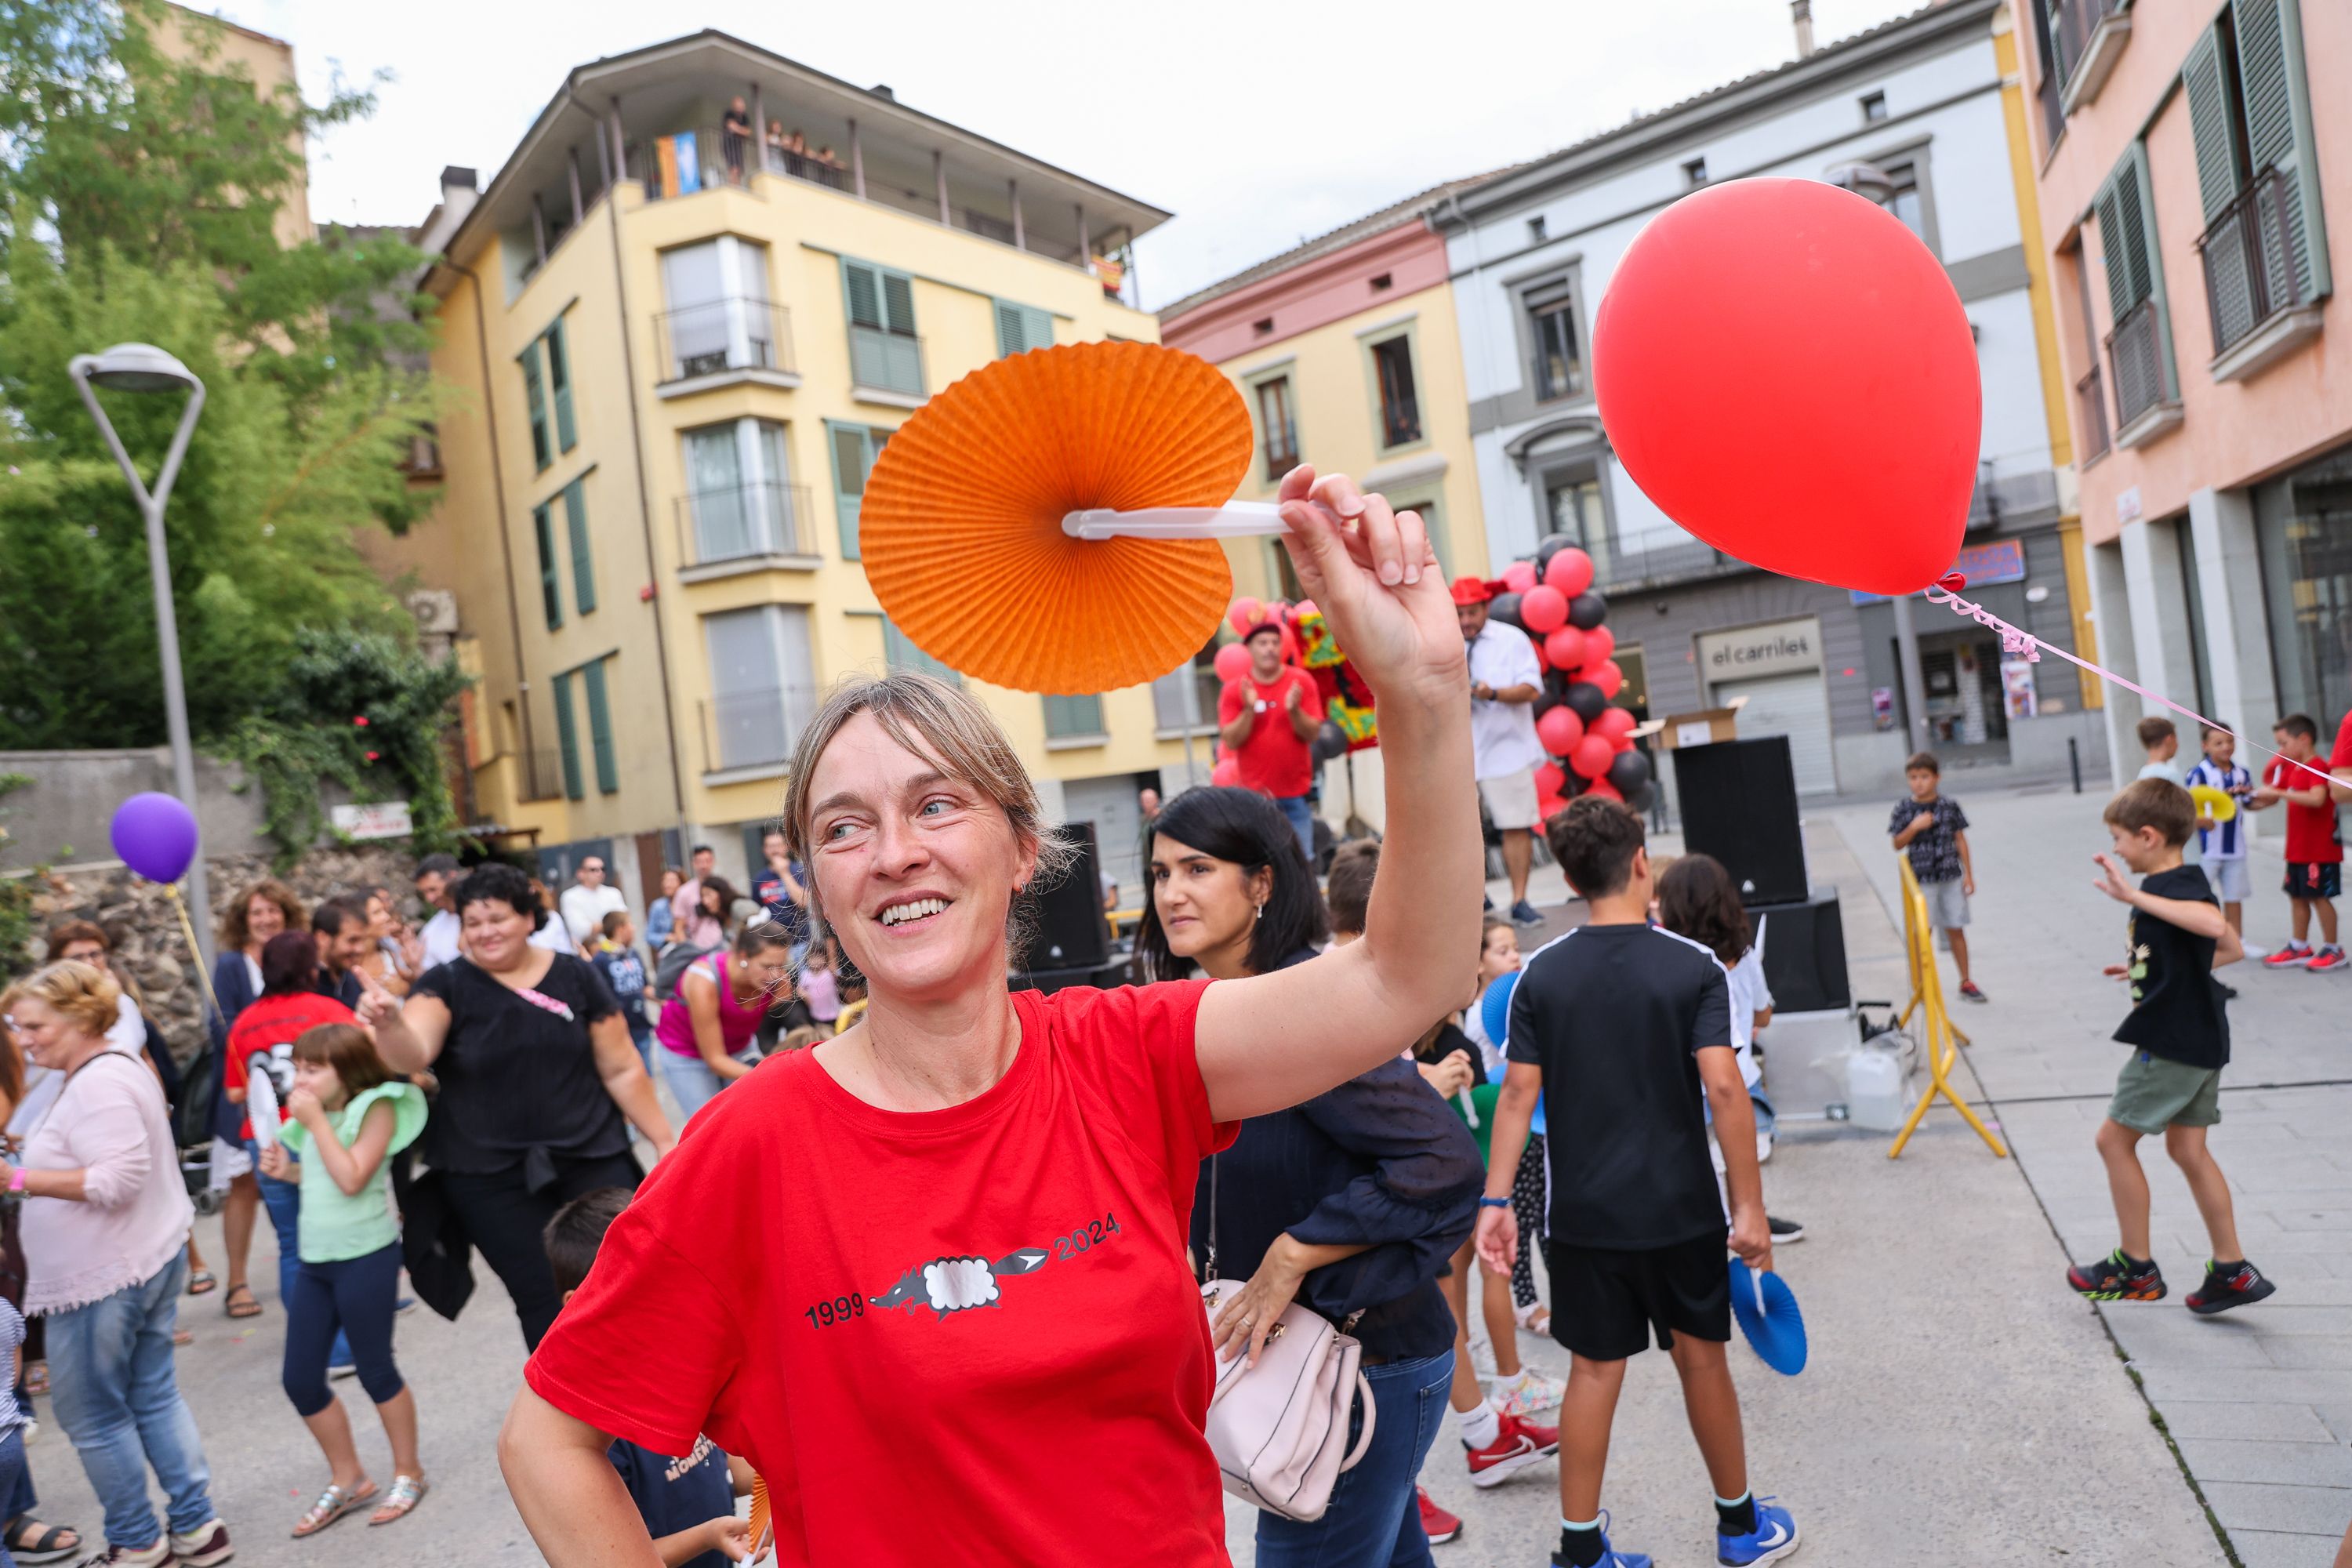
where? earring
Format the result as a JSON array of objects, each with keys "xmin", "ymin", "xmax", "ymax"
[{"xmin": 1254, "ymin": 903, "xmax": 1265, "ymax": 922}]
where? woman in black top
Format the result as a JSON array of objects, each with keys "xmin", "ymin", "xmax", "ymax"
[
  {"xmin": 361, "ymin": 864, "xmax": 673, "ymax": 1349},
  {"xmin": 1139, "ymin": 787, "xmax": 1482, "ymax": 1568}
]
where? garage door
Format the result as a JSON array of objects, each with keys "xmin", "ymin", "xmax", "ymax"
[{"xmin": 1712, "ymin": 671, "xmax": 1838, "ymax": 796}]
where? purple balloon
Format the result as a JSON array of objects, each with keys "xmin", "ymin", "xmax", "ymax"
[{"xmin": 110, "ymin": 793, "xmax": 199, "ymax": 884}]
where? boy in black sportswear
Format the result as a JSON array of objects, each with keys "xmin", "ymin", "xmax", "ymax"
[{"xmin": 1478, "ymin": 798, "xmax": 1796, "ymax": 1568}]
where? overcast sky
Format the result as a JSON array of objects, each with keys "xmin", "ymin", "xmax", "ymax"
[{"xmin": 232, "ymin": 0, "xmax": 1929, "ymax": 310}]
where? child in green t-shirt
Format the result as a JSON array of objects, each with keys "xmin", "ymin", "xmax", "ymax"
[{"xmin": 259, "ymin": 1023, "xmax": 429, "ymax": 1537}]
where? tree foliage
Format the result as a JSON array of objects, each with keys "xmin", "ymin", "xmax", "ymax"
[{"xmin": 0, "ymin": 0, "xmax": 463, "ymax": 856}]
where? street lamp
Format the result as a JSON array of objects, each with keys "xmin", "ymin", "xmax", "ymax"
[{"xmin": 69, "ymin": 343, "xmax": 216, "ymax": 973}]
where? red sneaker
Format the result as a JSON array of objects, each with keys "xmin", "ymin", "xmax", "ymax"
[
  {"xmin": 2306, "ymin": 947, "xmax": 2349, "ymax": 973},
  {"xmin": 1417, "ymin": 1487, "xmax": 1461, "ymax": 1544},
  {"xmin": 2263, "ymin": 945, "xmax": 2314, "ymax": 969},
  {"xmin": 1465, "ymin": 1409, "xmax": 1559, "ymax": 1488}
]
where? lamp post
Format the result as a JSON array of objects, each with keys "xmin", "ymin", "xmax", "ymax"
[{"xmin": 69, "ymin": 343, "xmax": 216, "ymax": 973}]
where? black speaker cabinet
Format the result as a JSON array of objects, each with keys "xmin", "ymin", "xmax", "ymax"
[
  {"xmin": 1025, "ymin": 822, "xmax": 1112, "ymax": 972},
  {"xmin": 1672, "ymin": 737, "xmax": 1807, "ymax": 906},
  {"xmin": 1751, "ymin": 891, "xmax": 1849, "ymax": 1013}
]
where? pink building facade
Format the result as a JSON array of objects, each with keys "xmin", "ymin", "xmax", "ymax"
[{"xmin": 2023, "ymin": 0, "xmax": 2350, "ymax": 775}]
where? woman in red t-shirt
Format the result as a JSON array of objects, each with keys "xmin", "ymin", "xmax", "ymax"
[{"xmin": 503, "ymin": 465, "xmax": 1482, "ymax": 1567}]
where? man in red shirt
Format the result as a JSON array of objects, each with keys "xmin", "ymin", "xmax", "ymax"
[
  {"xmin": 1217, "ymin": 618, "xmax": 1324, "ymax": 865},
  {"xmin": 2249, "ymin": 713, "xmax": 2345, "ymax": 971}
]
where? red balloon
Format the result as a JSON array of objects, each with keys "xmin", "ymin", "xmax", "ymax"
[
  {"xmin": 1279, "ymin": 625, "xmax": 1301, "ymax": 666},
  {"xmin": 1569, "ymin": 734, "xmax": 1615, "ymax": 780},
  {"xmin": 1613, "ymin": 735, "xmax": 1636, "ymax": 753},
  {"xmin": 1583, "ymin": 775, "xmax": 1625, "ymax": 802},
  {"xmin": 1582, "ymin": 624, "xmax": 1616, "ymax": 666},
  {"xmin": 1590, "ymin": 659, "xmax": 1624, "ymax": 700},
  {"xmin": 1538, "ymin": 794, "xmax": 1571, "ymax": 822},
  {"xmin": 1536, "ymin": 706, "xmax": 1585, "ymax": 757},
  {"xmin": 1210, "ymin": 758, "xmax": 1240, "ymax": 788},
  {"xmin": 1501, "ymin": 560, "xmax": 1539, "ymax": 594},
  {"xmin": 1592, "ymin": 180, "xmax": 1979, "ymax": 596},
  {"xmin": 1229, "ymin": 597, "xmax": 1262, "ymax": 638},
  {"xmin": 1543, "ymin": 626, "xmax": 1587, "ymax": 671},
  {"xmin": 1530, "ymin": 639, "xmax": 1550, "ymax": 676},
  {"xmin": 1544, "ymin": 546, "xmax": 1595, "ymax": 597},
  {"xmin": 1214, "ymin": 643, "xmax": 1251, "ymax": 684},
  {"xmin": 1534, "ymin": 761, "xmax": 1567, "ymax": 799},
  {"xmin": 1520, "ymin": 585, "xmax": 1569, "ymax": 635},
  {"xmin": 1592, "ymin": 706, "xmax": 1637, "ymax": 742}
]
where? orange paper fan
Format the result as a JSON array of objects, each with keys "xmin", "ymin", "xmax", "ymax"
[{"xmin": 858, "ymin": 341, "xmax": 1256, "ymax": 695}]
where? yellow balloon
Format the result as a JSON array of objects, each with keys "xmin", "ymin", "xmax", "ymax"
[{"xmin": 2189, "ymin": 784, "xmax": 2237, "ymax": 822}]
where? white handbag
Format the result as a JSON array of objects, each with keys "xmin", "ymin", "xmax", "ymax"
[{"xmin": 1197, "ymin": 1160, "xmax": 1377, "ymax": 1522}]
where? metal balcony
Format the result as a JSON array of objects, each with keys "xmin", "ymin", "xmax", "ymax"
[
  {"xmin": 2104, "ymin": 297, "xmax": 2170, "ymax": 434},
  {"xmin": 655, "ymin": 298, "xmax": 793, "ymax": 385},
  {"xmin": 2198, "ymin": 168, "xmax": 2310, "ymax": 362},
  {"xmin": 676, "ymin": 481, "xmax": 817, "ymax": 570}
]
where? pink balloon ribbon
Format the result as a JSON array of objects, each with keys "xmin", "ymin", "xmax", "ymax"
[{"xmin": 1923, "ymin": 573, "xmax": 2336, "ymax": 789}]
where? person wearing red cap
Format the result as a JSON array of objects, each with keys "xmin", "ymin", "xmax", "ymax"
[
  {"xmin": 1217, "ymin": 617, "xmax": 1325, "ymax": 865},
  {"xmin": 1455, "ymin": 577, "xmax": 1547, "ymax": 926}
]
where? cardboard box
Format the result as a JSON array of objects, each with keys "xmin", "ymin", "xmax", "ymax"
[{"xmin": 1654, "ymin": 697, "xmax": 1748, "ymax": 750}]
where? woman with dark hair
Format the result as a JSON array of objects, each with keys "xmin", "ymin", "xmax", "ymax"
[
  {"xmin": 358, "ymin": 862, "xmax": 673, "ymax": 1349},
  {"xmin": 677, "ymin": 877, "xmax": 736, "ymax": 953},
  {"xmin": 204, "ymin": 880, "xmax": 307, "ymax": 1319},
  {"xmin": 1141, "ymin": 785, "xmax": 1489, "ymax": 1567},
  {"xmin": 653, "ymin": 923, "xmax": 793, "ymax": 1121}
]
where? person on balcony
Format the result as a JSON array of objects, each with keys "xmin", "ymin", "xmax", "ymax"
[{"xmin": 721, "ymin": 99, "xmax": 751, "ymax": 185}]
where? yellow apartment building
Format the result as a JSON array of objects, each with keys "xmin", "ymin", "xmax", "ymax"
[{"xmin": 376, "ymin": 31, "xmax": 1194, "ymax": 900}]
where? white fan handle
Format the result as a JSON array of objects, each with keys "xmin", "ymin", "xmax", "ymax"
[{"xmin": 1061, "ymin": 502, "xmax": 1289, "ymax": 541}]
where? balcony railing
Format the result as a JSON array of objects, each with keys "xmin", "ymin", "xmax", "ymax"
[
  {"xmin": 514, "ymin": 747, "xmax": 568, "ymax": 804},
  {"xmin": 2197, "ymin": 168, "xmax": 2306, "ymax": 360},
  {"xmin": 676, "ymin": 482, "xmax": 816, "ymax": 568},
  {"xmin": 760, "ymin": 141, "xmax": 848, "ymax": 191},
  {"xmin": 629, "ymin": 125, "xmax": 755, "ymax": 200},
  {"xmin": 2105, "ymin": 296, "xmax": 2169, "ymax": 430},
  {"xmin": 848, "ymin": 323, "xmax": 924, "ymax": 397},
  {"xmin": 655, "ymin": 298, "xmax": 794, "ymax": 384},
  {"xmin": 1381, "ymin": 394, "xmax": 1422, "ymax": 450},
  {"xmin": 1577, "ymin": 533, "xmax": 1735, "ymax": 593},
  {"xmin": 2051, "ymin": 0, "xmax": 2125, "ymax": 96},
  {"xmin": 2075, "ymin": 364, "xmax": 2111, "ymax": 461},
  {"xmin": 1263, "ymin": 422, "xmax": 1299, "ymax": 481},
  {"xmin": 700, "ymin": 685, "xmax": 818, "ymax": 774}
]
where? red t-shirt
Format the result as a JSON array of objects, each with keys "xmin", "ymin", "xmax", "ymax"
[
  {"xmin": 225, "ymin": 990, "xmax": 355, "ymax": 1141},
  {"xmin": 1217, "ymin": 666, "xmax": 1323, "ymax": 798},
  {"xmin": 525, "ymin": 982, "xmax": 1236, "ymax": 1568},
  {"xmin": 2266, "ymin": 756, "xmax": 2343, "ymax": 864}
]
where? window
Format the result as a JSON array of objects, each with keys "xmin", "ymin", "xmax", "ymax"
[
  {"xmin": 532, "ymin": 500, "xmax": 562, "ymax": 628},
  {"xmin": 703, "ymin": 604, "xmax": 817, "ymax": 771},
  {"xmin": 2094, "ymin": 144, "xmax": 2176, "ymax": 425},
  {"xmin": 1873, "ymin": 162, "xmax": 1926, "ymax": 240},
  {"xmin": 563, "ymin": 478, "xmax": 595, "ymax": 613},
  {"xmin": 551, "ymin": 670, "xmax": 584, "ymax": 800},
  {"xmin": 2069, "ymin": 242, "xmax": 2112, "ymax": 459},
  {"xmin": 826, "ymin": 422, "xmax": 891, "ymax": 560},
  {"xmin": 843, "ymin": 258, "xmax": 922, "ymax": 395},
  {"xmin": 521, "ymin": 339, "xmax": 552, "ymax": 471},
  {"xmin": 579, "ymin": 656, "xmax": 619, "ymax": 794},
  {"xmin": 684, "ymin": 419, "xmax": 797, "ymax": 562},
  {"xmin": 660, "ymin": 238, "xmax": 776, "ymax": 381},
  {"xmin": 1860, "ymin": 91, "xmax": 1888, "ymax": 122},
  {"xmin": 1546, "ymin": 471, "xmax": 1606, "ymax": 548},
  {"xmin": 1682, "ymin": 158, "xmax": 1708, "ymax": 186},
  {"xmin": 1255, "ymin": 376, "xmax": 1298, "ymax": 479},
  {"xmin": 1370, "ymin": 335, "xmax": 1421, "ymax": 448},
  {"xmin": 1369, "ymin": 273, "xmax": 1392, "ymax": 292},
  {"xmin": 993, "ymin": 300, "xmax": 1054, "ymax": 358},
  {"xmin": 883, "ymin": 618, "xmax": 961, "ymax": 687},
  {"xmin": 545, "ymin": 316, "xmax": 577, "ymax": 452},
  {"xmin": 1526, "ymin": 216, "xmax": 1547, "ymax": 243},
  {"xmin": 1252, "ymin": 317, "xmax": 1275, "ymax": 336},
  {"xmin": 1043, "ymin": 693, "xmax": 1105, "ymax": 741},
  {"xmin": 1152, "ymin": 641, "xmax": 1222, "ymax": 733},
  {"xmin": 1526, "ymin": 278, "xmax": 1586, "ymax": 402},
  {"xmin": 1388, "ymin": 494, "xmax": 1451, "ymax": 578}
]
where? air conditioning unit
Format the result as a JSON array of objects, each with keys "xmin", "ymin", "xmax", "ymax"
[{"xmin": 408, "ymin": 590, "xmax": 459, "ymax": 635}]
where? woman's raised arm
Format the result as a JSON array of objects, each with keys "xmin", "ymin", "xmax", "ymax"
[{"xmin": 1196, "ymin": 466, "xmax": 1483, "ymax": 1122}]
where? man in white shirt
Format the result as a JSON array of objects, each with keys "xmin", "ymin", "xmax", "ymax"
[
  {"xmin": 414, "ymin": 853, "xmax": 463, "ymax": 970},
  {"xmin": 560, "ymin": 855, "xmax": 629, "ymax": 950},
  {"xmin": 1455, "ymin": 576, "xmax": 1548, "ymax": 926}
]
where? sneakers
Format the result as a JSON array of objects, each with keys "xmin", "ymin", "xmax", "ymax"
[
  {"xmin": 328, "ymin": 1359, "xmax": 358, "ymax": 1381},
  {"xmin": 169, "ymin": 1518, "xmax": 233, "ymax": 1568},
  {"xmin": 1755, "ymin": 1128, "xmax": 1773, "ymax": 1165},
  {"xmin": 1718, "ymin": 1498, "xmax": 1801, "ymax": 1566},
  {"xmin": 1553, "ymin": 1514, "xmax": 1651, "ymax": 1568},
  {"xmin": 2306, "ymin": 946, "xmax": 2349, "ymax": 974},
  {"xmin": 1510, "ymin": 899, "xmax": 1544, "ymax": 927},
  {"xmin": 1490, "ymin": 1367, "xmax": 1566, "ymax": 1418},
  {"xmin": 2187, "ymin": 1260, "xmax": 2277, "ymax": 1316},
  {"xmin": 1416, "ymin": 1488, "xmax": 1461, "ymax": 1545},
  {"xmin": 2263, "ymin": 943, "xmax": 2314, "ymax": 969},
  {"xmin": 2067, "ymin": 1249, "xmax": 2166, "ymax": 1301},
  {"xmin": 1465, "ymin": 1408, "xmax": 1559, "ymax": 1487},
  {"xmin": 1957, "ymin": 980, "xmax": 1987, "ymax": 1003},
  {"xmin": 1768, "ymin": 1215, "xmax": 1806, "ymax": 1245},
  {"xmin": 92, "ymin": 1541, "xmax": 172, "ymax": 1567}
]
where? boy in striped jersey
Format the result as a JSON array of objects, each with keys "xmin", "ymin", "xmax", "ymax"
[{"xmin": 2183, "ymin": 728, "xmax": 2257, "ymax": 949}]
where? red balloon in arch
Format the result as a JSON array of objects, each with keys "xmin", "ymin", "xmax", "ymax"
[
  {"xmin": 1214, "ymin": 643, "xmax": 1250, "ymax": 684},
  {"xmin": 1592, "ymin": 179, "xmax": 1980, "ymax": 596},
  {"xmin": 1534, "ymin": 761, "xmax": 1567, "ymax": 799},
  {"xmin": 1501, "ymin": 560, "xmax": 1539, "ymax": 594},
  {"xmin": 1538, "ymin": 793, "xmax": 1571, "ymax": 822},
  {"xmin": 1544, "ymin": 546, "xmax": 1595, "ymax": 597},
  {"xmin": 1568, "ymin": 734, "xmax": 1615, "ymax": 780},
  {"xmin": 1581, "ymin": 624, "xmax": 1616, "ymax": 668},
  {"xmin": 1229, "ymin": 598, "xmax": 1263, "ymax": 638},
  {"xmin": 1520, "ymin": 585, "xmax": 1570, "ymax": 635},
  {"xmin": 1589, "ymin": 659, "xmax": 1624, "ymax": 700},
  {"xmin": 1544, "ymin": 626, "xmax": 1588, "ymax": 672},
  {"xmin": 1536, "ymin": 706, "xmax": 1585, "ymax": 758},
  {"xmin": 1210, "ymin": 758, "xmax": 1241, "ymax": 788},
  {"xmin": 1591, "ymin": 706, "xmax": 1637, "ymax": 744},
  {"xmin": 1583, "ymin": 775, "xmax": 1625, "ymax": 802}
]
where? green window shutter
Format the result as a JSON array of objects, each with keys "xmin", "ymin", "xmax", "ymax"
[
  {"xmin": 881, "ymin": 272, "xmax": 916, "ymax": 336},
  {"xmin": 1042, "ymin": 693, "xmax": 1102, "ymax": 739},
  {"xmin": 2231, "ymin": 0, "xmax": 2326, "ymax": 299},
  {"xmin": 844, "ymin": 260, "xmax": 884, "ymax": 328},
  {"xmin": 552, "ymin": 670, "xmax": 584, "ymax": 800},
  {"xmin": 829, "ymin": 423, "xmax": 869, "ymax": 560},
  {"xmin": 2111, "ymin": 158, "xmax": 2154, "ymax": 311},
  {"xmin": 2181, "ymin": 29, "xmax": 2241, "ymax": 223},
  {"xmin": 883, "ymin": 618, "xmax": 961, "ymax": 687},
  {"xmin": 564, "ymin": 479, "xmax": 595, "ymax": 614},
  {"xmin": 993, "ymin": 300, "xmax": 1026, "ymax": 357},
  {"xmin": 1025, "ymin": 306, "xmax": 1052, "ymax": 351},
  {"xmin": 521, "ymin": 340, "xmax": 551, "ymax": 472},
  {"xmin": 532, "ymin": 502, "xmax": 562, "ymax": 628},
  {"xmin": 547, "ymin": 317, "xmax": 578, "ymax": 452},
  {"xmin": 581, "ymin": 658, "xmax": 618, "ymax": 794}
]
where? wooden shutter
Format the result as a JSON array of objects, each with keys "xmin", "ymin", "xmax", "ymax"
[
  {"xmin": 532, "ymin": 501, "xmax": 562, "ymax": 628},
  {"xmin": 993, "ymin": 301, "xmax": 1053, "ymax": 358},
  {"xmin": 2181, "ymin": 28, "xmax": 2243, "ymax": 223},
  {"xmin": 564, "ymin": 479, "xmax": 595, "ymax": 614},
  {"xmin": 581, "ymin": 658, "xmax": 618, "ymax": 793},
  {"xmin": 547, "ymin": 317, "xmax": 578, "ymax": 452},
  {"xmin": 844, "ymin": 260, "xmax": 884, "ymax": 329},
  {"xmin": 2231, "ymin": 0, "xmax": 2326, "ymax": 299},
  {"xmin": 521, "ymin": 341, "xmax": 551, "ymax": 471},
  {"xmin": 829, "ymin": 423, "xmax": 869, "ymax": 560},
  {"xmin": 1043, "ymin": 693, "xmax": 1102, "ymax": 738},
  {"xmin": 552, "ymin": 670, "xmax": 584, "ymax": 800},
  {"xmin": 881, "ymin": 272, "xmax": 916, "ymax": 336}
]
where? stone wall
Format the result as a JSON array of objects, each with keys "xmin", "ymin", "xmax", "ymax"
[{"xmin": 17, "ymin": 845, "xmax": 419, "ymax": 1066}]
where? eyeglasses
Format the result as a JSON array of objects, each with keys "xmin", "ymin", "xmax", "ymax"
[{"xmin": 581, "ymin": 864, "xmax": 604, "ymax": 873}]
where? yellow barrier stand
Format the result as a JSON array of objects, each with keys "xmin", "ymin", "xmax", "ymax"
[{"xmin": 1888, "ymin": 856, "xmax": 2007, "ymax": 1160}]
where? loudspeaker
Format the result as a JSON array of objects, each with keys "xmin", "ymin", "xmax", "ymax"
[
  {"xmin": 1751, "ymin": 891, "xmax": 1849, "ymax": 1013},
  {"xmin": 1672, "ymin": 738, "xmax": 1807, "ymax": 906},
  {"xmin": 1024, "ymin": 822, "xmax": 1111, "ymax": 972}
]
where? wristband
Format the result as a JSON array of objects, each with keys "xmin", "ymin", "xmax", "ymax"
[
  {"xmin": 9, "ymin": 1167, "xmax": 25, "ymax": 1194},
  {"xmin": 1477, "ymin": 1196, "xmax": 1512, "ymax": 1210}
]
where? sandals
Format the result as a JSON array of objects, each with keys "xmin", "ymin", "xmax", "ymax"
[
  {"xmin": 3, "ymin": 1516, "xmax": 82, "ymax": 1564},
  {"xmin": 1514, "ymin": 1302, "xmax": 1553, "ymax": 1337},
  {"xmin": 368, "ymin": 1475, "xmax": 428, "ymax": 1526},
  {"xmin": 291, "ymin": 1480, "xmax": 377, "ymax": 1537},
  {"xmin": 172, "ymin": 1328, "xmax": 194, "ymax": 1347},
  {"xmin": 185, "ymin": 1269, "xmax": 217, "ymax": 1296},
  {"xmin": 223, "ymin": 1283, "xmax": 262, "ymax": 1319}
]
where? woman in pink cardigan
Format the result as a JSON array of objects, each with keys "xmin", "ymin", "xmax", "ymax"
[{"xmin": 4, "ymin": 962, "xmax": 232, "ymax": 1568}]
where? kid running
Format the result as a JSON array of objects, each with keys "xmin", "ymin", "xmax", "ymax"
[
  {"xmin": 2065, "ymin": 779, "xmax": 2274, "ymax": 1313},
  {"xmin": 1480, "ymin": 798, "xmax": 1796, "ymax": 1568},
  {"xmin": 259, "ymin": 1023, "xmax": 430, "ymax": 1535}
]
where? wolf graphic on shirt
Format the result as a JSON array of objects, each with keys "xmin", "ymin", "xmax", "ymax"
[{"xmin": 870, "ymin": 1247, "xmax": 1051, "ymax": 1320}]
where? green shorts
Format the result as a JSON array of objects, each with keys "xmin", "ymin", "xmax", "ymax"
[{"xmin": 2108, "ymin": 1051, "xmax": 2223, "ymax": 1134}]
